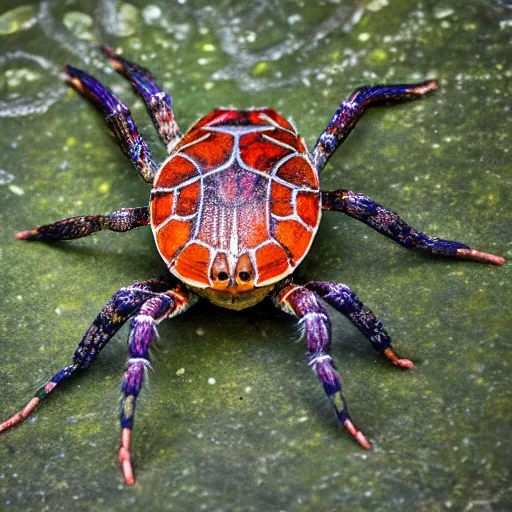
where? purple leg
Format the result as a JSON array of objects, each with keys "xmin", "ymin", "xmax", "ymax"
[
  {"xmin": 275, "ymin": 283, "xmax": 371, "ymax": 450},
  {"xmin": 0, "ymin": 279, "xmax": 169, "ymax": 433},
  {"xmin": 312, "ymin": 81, "xmax": 438, "ymax": 171},
  {"xmin": 103, "ymin": 46, "xmax": 182, "ymax": 152},
  {"xmin": 16, "ymin": 206, "xmax": 149, "ymax": 241},
  {"xmin": 119, "ymin": 285, "xmax": 193, "ymax": 485},
  {"xmin": 65, "ymin": 65, "xmax": 157, "ymax": 182},
  {"xmin": 305, "ymin": 281, "xmax": 413, "ymax": 368},
  {"xmin": 0, "ymin": 279, "xmax": 196, "ymax": 485},
  {"xmin": 322, "ymin": 189, "xmax": 505, "ymax": 265}
]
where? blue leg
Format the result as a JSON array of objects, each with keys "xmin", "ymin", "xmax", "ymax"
[
  {"xmin": 0, "ymin": 280, "xmax": 196, "ymax": 486},
  {"xmin": 304, "ymin": 281, "xmax": 413, "ymax": 368},
  {"xmin": 322, "ymin": 189, "xmax": 505, "ymax": 265},
  {"xmin": 103, "ymin": 46, "xmax": 182, "ymax": 152},
  {"xmin": 16, "ymin": 206, "xmax": 149, "ymax": 241},
  {"xmin": 312, "ymin": 81, "xmax": 438, "ymax": 171},
  {"xmin": 65, "ymin": 65, "xmax": 158, "ymax": 182},
  {"xmin": 276, "ymin": 283, "xmax": 371, "ymax": 449},
  {"xmin": 0, "ymin": 280, "xmax": 170, "ymax": 434},
  {"xmin": 119, "ymin": 286, "xmax": 193, "ymax": 485}
]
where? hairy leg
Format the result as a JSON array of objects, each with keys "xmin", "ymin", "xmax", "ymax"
[
  {"xmin": 312, "ymin": 81, "xmax": 438, "ymax": 171},
  {"xmin": 118, "ymin": 285, "xmax": 193, "ymax": 485},
  {"xmin": 65, "ymin": 65, "xmax": 157, "ymax": 182},
  {"xmin": 16, "ymin": 206, "xmax": 149, "ymax": 241},
  {"xmin": 0, "ymin": 279, "xmax": 171, "ymax": 434},
  {"xmin": 275, "ymin": 283, "xmax": 371, "ymax": 449},
  {"xmin": 103, "ymin": 46, "xmax": 182, "ymax": 152},
  {"xmin": 322, "ymin": 189, "xmax": 505, "ymax": 265},
  {"xmin": 305, "ymin": 281, "xmax": 413, "ymax": 368}
]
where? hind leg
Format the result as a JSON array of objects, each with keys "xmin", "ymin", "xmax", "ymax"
[
  {"xmin": 305, "ymin": 281, "xmax": 413, "ymax": 368},
  {"xmin": 0, "ymin": 279, "xmax": 170, "ymax": 433},
  {"xmin": 118, "ymin": 285, "xmax": 192, "ymax": 485},
  {"xmin": 275, "ymin": 283, "xmax": 371, "ymax": 449},
  {"xmin": 0, "ymin": 279, "xmax": 196, "ymax": 485}
]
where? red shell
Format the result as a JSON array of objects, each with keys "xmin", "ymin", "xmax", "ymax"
[{"xmin": 150, "ymin": 108, "xmax": 321, "ymax": 288}]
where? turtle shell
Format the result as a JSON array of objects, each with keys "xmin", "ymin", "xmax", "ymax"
[{"xmin": 150, "ymin": 108, "xmax": 321, "ymax": 288}]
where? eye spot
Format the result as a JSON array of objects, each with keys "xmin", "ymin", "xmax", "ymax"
[
  {"xmin": 238, "ymin": 271, "xmax": 251, "ymax": 282},
  {"xmin": 218, "ymin": 271, "xmax": 229, "ymax": 281}
]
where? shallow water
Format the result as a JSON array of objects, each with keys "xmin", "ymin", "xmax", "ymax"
[{"xmin": 0, "ymin": 1, "xmax": 511, "ymax": 510}]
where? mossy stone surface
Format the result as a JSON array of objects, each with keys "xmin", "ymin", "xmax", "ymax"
[{"xmin": 0, "ymin": 1, "xmax": 510, "ymax": 510}]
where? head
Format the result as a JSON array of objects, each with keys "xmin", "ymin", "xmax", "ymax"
[{"xmin": 190, "ymin": 252, "xmax": 275, "ymax": 311}]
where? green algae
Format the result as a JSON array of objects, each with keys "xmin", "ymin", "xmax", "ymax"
[
  {"xmin": 62, "ymin": 11, "xmax": 95, "ymax": 42},
  {"xmin": 0, "ymin": 0, "xmax": 511, "ymax": 510},
  {"xmin": 0, "ymin": 5, "xmax": 37, "ymax": 36}
]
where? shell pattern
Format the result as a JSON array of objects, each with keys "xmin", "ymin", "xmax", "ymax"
[{"xmin": 150, "ymin": 108, "xmax": 321, "ymax": 288}]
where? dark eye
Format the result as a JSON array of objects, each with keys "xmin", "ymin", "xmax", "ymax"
[
  {"xmin": 238, "ymin": 271, "xmax": 251, "ymax": 281},
  {"xmin": 218, "ymin": 271, "xmax": 229, "ymax": 281}
]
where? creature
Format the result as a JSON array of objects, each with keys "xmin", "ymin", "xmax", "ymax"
[{"xmin": 1, "ymin": 47, "xmax": 504, "ymax": 485}]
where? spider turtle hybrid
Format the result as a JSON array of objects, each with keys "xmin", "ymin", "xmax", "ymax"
[{"xmin": 1, "ymin": 47, "xmax": 505, "ymax": 485}]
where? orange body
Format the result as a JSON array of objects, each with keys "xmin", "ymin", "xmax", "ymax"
[{"xmin": 150, "ymin": 108, "xmax": 321, "ymax": 309}]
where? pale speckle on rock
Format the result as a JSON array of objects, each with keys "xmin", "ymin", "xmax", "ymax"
[{"xmin": 8, "ymin": 184, "xmax": 24, "ymax": 195}]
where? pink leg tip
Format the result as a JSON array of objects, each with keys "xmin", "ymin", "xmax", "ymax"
[
  {"xmin": 411, "ymin": 80, "xmax": 439, "ymax": 95},
  {"xmin": 356, "ymin": 431, "xmax": 372, "ymax": 450},
  {"xmin": 456, "ymin": 248, "xmax": 505, "ymax": 265},
  {"xmin": 0, "ymin": 397, "xmax": 40, "ymax": 433},
  {"xmin": 392, "ymin": 358, "xmax": 415, "ymax": 369},
  {"xmin": 383, "ymin": 348, "xmax": 414, "ymax": 369},
  {"xmin": 119, "ymin": 448, "xmax": 135, "ymax": 485},
  {"xmin": 15, "ymin": 231, "xmax": 30, "ymax": 240},
  {"xmin": 119, "ymin": 428, "xmax": 135, "ymax": 485},
  {"xmin": 103, "ymin": 46, "xmax": 125, "ymax": 72},
  {"xmin": 0, "ymin": 415, "xmax": 21, "ymax": 433},
  {"xmin": 102, "ymin": 45, "xmax": 114, "ymax": 56},
  {"xmin": 344, "ymin": 419, "xmax": 372, "ymax": 450}
]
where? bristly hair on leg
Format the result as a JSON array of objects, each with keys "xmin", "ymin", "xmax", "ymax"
[
  {"xmin": 120, "ymin": 357, "xmax": 153, "ymax": 400},
  {"xmin": 293, "ymin": 318, "xmax": 307, "ymax": 343}
]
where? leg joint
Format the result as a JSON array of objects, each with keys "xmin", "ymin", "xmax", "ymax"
[
  {"xmin": 127, "ymin": 357, "xmax": 152, "ymax": 370},
  {"xmin": 308, "ymin": 353, "xmax": 332, "ymax": 367},
  {"xmin": 299, "ymin": 311, "xmax": 329, "ymax": 324}
]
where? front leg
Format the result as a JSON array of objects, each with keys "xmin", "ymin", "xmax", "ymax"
[
  {"xmin": 119, "ymin": 285, "xmax": 192, "ymax": 485},
  {"xmin": 0, "ymin": 278, "xmax": 197, "ymax": 486},
  {"xmin": 65, "ymin": 66, "xmax": 157, "ymax": 182},
  {"xmin": 304, "ymin": 281, "xmax": 413, "ymax": 368},
  {"xmin": 103, "ymin": 46, "xmax": 182, "ymax": 152},
  {"xmin": 275, "ymin": 283, "xmax": 371, "ymax": 450},
  {"xmin": 312, "ymin": 81, "xmax": 438, "ymax": 171},
  {"xmin": 322, "ymin": 189, "xmax": 505, "ymax": 265},
  {"xmin": 0, "ymin": 279, "xmax": 171, "ymax": 433}
]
